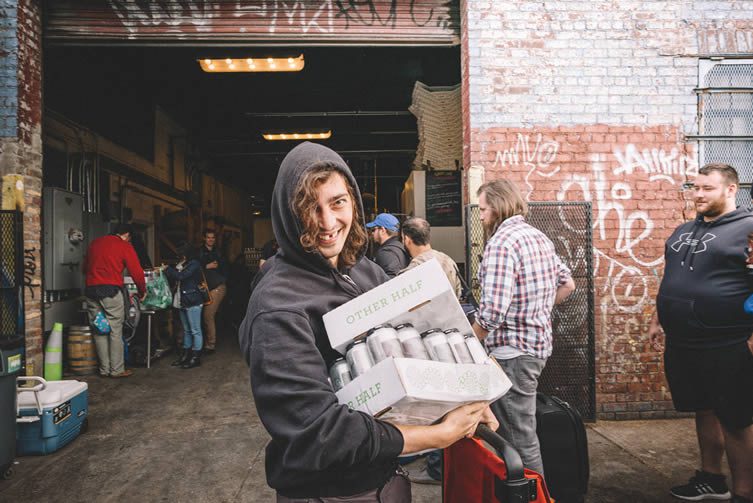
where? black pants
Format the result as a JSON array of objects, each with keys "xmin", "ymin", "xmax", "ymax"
[{"xmin": 276, "ymin": 471, "xmax": 411, "ymax": 503}]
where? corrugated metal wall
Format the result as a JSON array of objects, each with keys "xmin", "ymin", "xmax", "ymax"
[{"xmin": 44, "ymin": 1, "xmax": 459, "ymax": 46}]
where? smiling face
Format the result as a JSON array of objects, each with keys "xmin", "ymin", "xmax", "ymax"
[
  {"xmin": 313, "ymin": 172, "xmax": 354, "ymax": 267},
  {"xmin": 693, "ymin": 171, "xmax": 736, "ymax": 221}
]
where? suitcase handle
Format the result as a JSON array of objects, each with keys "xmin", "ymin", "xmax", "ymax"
[
  {"xmin": 475, "ymin": 424, "xmax": 539, "ymax": 502},
  {"xmin": 475, "ymin": 424, "xmax": 525, "ymax": 481}
]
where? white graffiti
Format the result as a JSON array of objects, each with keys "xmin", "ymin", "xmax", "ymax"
[
  {"xmin": 558, "ymin": 153, "xmax": 662, "ymax": 268},
  {"xmin": 488, "ymin": 133, "xmax": 695, "ymax": 352},
  {"xmin": 107, "ymin": 1, "xmax": 453, "ymax": 35},
  {"xmin": 108, "ymin": 0, "xmax": 214, "ymax": 32},
  {"xmin": 492, "ymin": 133, "xmax": 561, "ymax": 199},
  {"xmin": 594, "ymin": 250, "xmax": 650, "ymax": 314},
  {"xmin": 613, "ymin": 144, "xmax": 698, "ymax": 184},
  {"xmin": 232, "ymin": 1, "xmax": 334, "ymax": 34}
]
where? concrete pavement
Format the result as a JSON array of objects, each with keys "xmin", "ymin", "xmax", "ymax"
[{"xmin": 0, "ymin": 337, "xmax": 716, "ymax": 502}]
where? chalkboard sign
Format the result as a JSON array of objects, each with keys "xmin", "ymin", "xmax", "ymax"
[{"xmin": 426, "ymin": 171, "xmax": 462, "ymax": 227}]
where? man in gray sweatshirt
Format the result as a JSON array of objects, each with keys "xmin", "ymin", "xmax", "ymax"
[
  {"xmin": 239, "ymin": 142, "xmax": 497, "ymax": 501},
  {"xmin": 649, "ymin": 163, "xmax": 753, "ymax": 503}
]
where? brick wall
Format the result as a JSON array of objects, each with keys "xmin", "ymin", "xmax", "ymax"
[
  {"xmin": 463, "ymin": 1, "xmax": 753, "ymax": 418},
  {"xmin": 0, "ymin": 0, "xmax": 43, "ymax": 376}
]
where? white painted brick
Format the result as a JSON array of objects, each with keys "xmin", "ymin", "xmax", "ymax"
[{"xmin": 464, "ymin": 0, "xmax": 746, "ymax": 127}]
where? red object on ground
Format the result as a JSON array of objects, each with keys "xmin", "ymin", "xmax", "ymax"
[{"xmin": 444, "ymin": 432, "xmax": 552, "ymax": 503}]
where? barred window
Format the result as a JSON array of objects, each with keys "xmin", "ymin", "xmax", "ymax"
[{"xmin": 696, "ymin": 59, "xmax": 753, "ymax": 208}]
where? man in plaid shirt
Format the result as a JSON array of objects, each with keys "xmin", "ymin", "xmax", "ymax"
[{"xmin": 472, "ymin": 179, "xmax": 575, "ymax": 476}]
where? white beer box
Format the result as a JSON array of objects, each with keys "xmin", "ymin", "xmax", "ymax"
[
  {"xmin": 323, "ymin": 259, "xmax": 471, "ymax": 354},
  {"xmin": 324, "ymin": 259, "xmax": 512, "ymax": 425},
  {"xmin": 335, "ymin": 356, "xmax": 511, "ymax": 425}
]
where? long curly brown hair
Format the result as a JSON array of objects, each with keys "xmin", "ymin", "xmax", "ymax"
[{"xmin": 293, "ymin": 163, "xmax": 368, "ymax": 269}]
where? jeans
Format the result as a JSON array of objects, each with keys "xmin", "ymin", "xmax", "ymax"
[
  {"xmin": 86, "ymin": 291, "xmax": 125, "ymax": 376},
  {"xmin": 490, "ymin": 354, "xmax": 547, "ymax": 476},
  {"xmin": 179, "ymin": 305, "xmax": 203, "ymax": 351},
  {"xmin": 426, "ymin": 450, "xmax": 443, "ymax": 480}
]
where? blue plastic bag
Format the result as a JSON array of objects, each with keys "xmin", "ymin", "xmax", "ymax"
[
  {"xmin": 92, "ymin": 310, "xmax": 111, "ymax": 335},
  {"xmin": 744, "ymin": 293, "xmax": 753, "ymax": 315}
]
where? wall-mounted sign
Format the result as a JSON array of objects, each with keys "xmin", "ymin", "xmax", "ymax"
[{"xmin": 426, "ymin": 171, "xmax": 461, "ymax": 227}]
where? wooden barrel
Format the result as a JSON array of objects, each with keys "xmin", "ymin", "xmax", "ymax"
[{"xmin": 67, "ymin": 326, "xmax": 98, "ymax": 375}]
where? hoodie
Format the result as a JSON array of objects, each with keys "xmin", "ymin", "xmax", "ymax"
[
  {"xmin": 238, "ymin": 143, "xmax": 403, "ymax": 498},
  {"xmin": 374, "ymin": 236, "xmax": 411, "ymax": 278},
  {"xmin": 656, "ymin": 207, "xmax": 753, "ymax": 349}
]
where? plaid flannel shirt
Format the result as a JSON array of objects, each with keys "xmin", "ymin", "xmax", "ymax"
[{"xmin": 476, "ymin": 215, "xmax": 572, "ymax": 359}]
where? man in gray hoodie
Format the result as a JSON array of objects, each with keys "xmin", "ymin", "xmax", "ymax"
[
  {"xmin": 239, "ymin": 142, "xmax": 497, "ymax": 501},
  {"xmin": 649, "ymin": 163, "xmax": 753, "ymax": 503}
]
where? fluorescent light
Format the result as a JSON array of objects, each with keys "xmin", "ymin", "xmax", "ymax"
[
  {"xmin": 262, "ymin": 130, "xmax": 332, "ymax": 141},
  {"xmin": 199, "ymin": 54, "xmax": 304, "ymax": 73}
]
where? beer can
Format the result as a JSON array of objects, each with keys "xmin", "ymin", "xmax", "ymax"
[
  {"xmin": 395, "ymin": 323, "xmax": 430, "ymax": 360},
  {"xmin": 346, "ymin": 340, "xmax": 374, "ymax": 377},
  {"xmin": 464, "ymin": 334, "xmax": 489, "ymax": 364},
  {"xmin": 444, "ymin": 328, "xmax": 474, "ymax": 364},
  {"xmin": 421, "ymin": 328, "xmax": 456, "ymax": 363},
  {"xmin": 329, "ymin": 358, "xmax": 352, "ymax": 391},
  {"xmin": 366, "ymin": 324, "xmax": 404, "ymax": 363}
]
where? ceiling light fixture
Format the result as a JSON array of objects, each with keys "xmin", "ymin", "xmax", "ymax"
[
  {"xmin": 199, "ymin": 54, "xmax": 304, "ymax": 73},
  {"xmin": 262, "ymin": 130, "xmax": 331, "ymax": 141}
]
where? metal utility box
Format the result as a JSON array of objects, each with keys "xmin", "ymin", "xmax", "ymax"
[{"xmin": 43, "ymin": 188, "xmax": 85, "ymax": 291}]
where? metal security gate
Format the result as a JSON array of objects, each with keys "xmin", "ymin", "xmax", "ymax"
[
  {"xmin": 44, "ymin": 1, "xmax": 460, "ymax": 46},
  {"xmin": 0, "ymin": 211, "xmax": 25, "ymax": 344},
  {"xmin": 465, "ymin": 202, "xmax": 595, "ymax": 421}
]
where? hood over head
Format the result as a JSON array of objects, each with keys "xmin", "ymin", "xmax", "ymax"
[{"xmin": 271, "ymin": 142, "xmax": 366, "ymax": 274}]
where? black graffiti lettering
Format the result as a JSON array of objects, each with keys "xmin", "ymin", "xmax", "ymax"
[
  {"xmin": 335, "ymin": 0, "xmax": 398, "ymax": 29},
  {"xmin": 409, "ymin": 0, "xmax": 432, "ymax": 27},
  {"xmin": 23, "ymin": 247, "xmax": 40, "ymax": 299}
]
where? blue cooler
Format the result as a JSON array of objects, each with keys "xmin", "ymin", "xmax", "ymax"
[{"xmin": 16, "ymin": 378, "xmax": 88, "ymax": 455}]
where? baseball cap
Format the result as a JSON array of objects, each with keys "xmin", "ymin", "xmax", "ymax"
[{"xmin": 365, "ymin": 213, "xmax": 400, "ymax": 232}]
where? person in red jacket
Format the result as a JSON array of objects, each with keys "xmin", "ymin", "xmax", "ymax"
[{"xmin": 84, "ymin": 223, "xmax": 146, "ymax": 378}]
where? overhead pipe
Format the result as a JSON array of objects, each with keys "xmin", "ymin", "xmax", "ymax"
[{"xmin": 245, "ymin": 111, "xmax": 412, "ymax": 118}]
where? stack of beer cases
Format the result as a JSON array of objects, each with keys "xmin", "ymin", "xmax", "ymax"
[{"xmin": 323, "ymin": 259, "xmax": 511, "ymax": 425}]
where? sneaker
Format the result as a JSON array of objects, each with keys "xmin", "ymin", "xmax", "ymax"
[
  {"xmin": 670, "ymin": 470, "xmax": 731, "ymax": 501},
  {"xmin": 409, "ymin": 466, "xmax": 441, "ymax": 486}
]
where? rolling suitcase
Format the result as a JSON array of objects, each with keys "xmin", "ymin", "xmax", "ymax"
[
  {"xmin": 444, "ymin": 424, "xmax": 552, "ymax": 503},
  {"xmin": 536, "ymin": 393, "xmax": 589, "ymax": 503}
]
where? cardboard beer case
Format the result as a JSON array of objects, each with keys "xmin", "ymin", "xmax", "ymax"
[{"xmin": 323, "ymin": 259, "xmax": 512, "ymax": 425}]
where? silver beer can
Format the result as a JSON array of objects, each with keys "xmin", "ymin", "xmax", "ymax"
[
  {"xmin": 366, "ymin": 324, "xmax": 404, "ymax": 363},
  {"xmin": 346, "ymin": 340, "xmax": 374, "ymax": 377},
  {"xmin": 421, "ymin": 328, "xmax": 456, "ymax": 363},
  {"xmin": 395, "ymin": 323, "xmax": 430, "ymax": 360},
  {"xmin": 329, "ymin": 358, "xmax": 352, "ymax": 391},
  {"xmin": 464, "ymin": 334, "xmax": 489, "ymax": 364},
  {"xmin": 444, "ymin": 328, "xmax": 474, "ymax": 364}
]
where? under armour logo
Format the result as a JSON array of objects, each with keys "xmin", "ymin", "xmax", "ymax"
[{"xmin": 670, "ymin": 232, "xmax": 717, "ymax": 254}]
